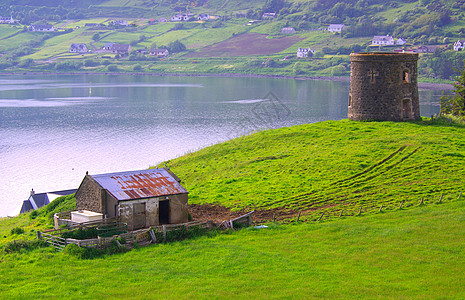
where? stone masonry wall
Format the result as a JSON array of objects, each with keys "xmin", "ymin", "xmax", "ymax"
[
  {"xmin": 75, "ymin": 176, "xmax": 104, "ymax": 214},
  {"xmin": 348, "ymin": 53, "xmax": 420, "ymax": 121}
]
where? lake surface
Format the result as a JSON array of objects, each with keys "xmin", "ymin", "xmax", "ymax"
[{"xmin": 0, "ymin": 74, "xmax": 445, "ymax": 217}]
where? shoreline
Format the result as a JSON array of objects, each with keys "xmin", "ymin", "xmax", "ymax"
[{"xmin": 0, "ymin": 71, "xmax": 453, "ymax": 90}]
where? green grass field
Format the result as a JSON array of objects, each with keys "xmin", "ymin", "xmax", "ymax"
[
  {"xmin": 158, "ymin": 119, "xmax": 465, "ymax": 221},
  {"xmin": 1, "ymin": 120, "xmax": 465, "ymax": 298},
  {"xmin": 1, "ymin": 200, "xmax": 465, "ymax": 298}
]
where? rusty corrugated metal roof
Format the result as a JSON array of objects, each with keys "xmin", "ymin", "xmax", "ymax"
[{"xmin": 91, "ymin": 168, "xmax": 188, "ymax": 201}]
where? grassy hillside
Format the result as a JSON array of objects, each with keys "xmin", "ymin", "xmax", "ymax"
[
  {"xmin": 1, "ymin": 119, "xmax": 465, "ymax": 297},
  {"xmin": 1, "ymin": 200, "xmax": 465, "ymax": 298},
  {"xmin": 159, "ymin": 119, "xmax": 465, "ymax": 221},
  {"xmin": 0, "ymin": 0, "xmax": 464, "ymax": 79}
]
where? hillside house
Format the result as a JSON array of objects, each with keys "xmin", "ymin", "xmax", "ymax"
[
  {"xmin": 110, "ymin": 43, "xmax": 131, "ymax": 54},
  {"xmin": 159, "ymin": 17, "xmax": 167, "ymax": 22},
  {"xmin": 69, "ymin": 43, "xmax": 89, "ymax": 53},
  {"xmin": 29, "ymin": 24, "xmax": 56, "ymax": 32},
  {"xmin": 111, "ymin": 19, "xmax": 128, "ymax": 26},
  {"xmin": 0, "ymin": 16, "xmax": 18, "ymax": 24},
  {"xmin": 170, "ymin": 14, "xmax": 192, "ymax": 21},
  {"xmin": 75, "ymin": 168, "xmax": 189, "ymax": 230},
  {"xmin": 20, "ymin": 188, "xmax": 76, "ymax": 214},
  {"xmin": 372, "ymin": 35, "xmax": 395, "ymax": 45},
  {"xmin": 197, "ymin": 14, "xmax": 210, "ymax": 21},
  {"xmin": 102, "ymin": 43, "xmax": 115, "ymax": 51},
  {"xmin": 281, "ymin": 27, "xmax": 296, "ymax": 34},
  {"xmin": 297, "ymin": 47, "xmax": 315, "ymax": 57},
  {"xmin": 327, "ymin": 24, "xmax": 345, "ymax": 32},
  {"xmin": 262, "ymin": 12, "xmax": 277, "ymax": 19},
  {"xmin": 150, "ymin": 48, "xmax": 169, "ymax": 57},
  {"xmin": 396, "ymin": 38, "xmax": 407, "ymax": 45},
  {"xmin": 454, "ymin": 40, "xmax": 464, "ymax": 51}
]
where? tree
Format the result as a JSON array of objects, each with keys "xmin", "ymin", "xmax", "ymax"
[
  {"xmin": 440, "ymin": 64, "xmax": 465, "ymax": 116},
  {"xmin": 168, "ymin": 40, "xmax": 186, "ymax": 53},
  {"xmin": 92, "ymin": 33, "xmax": 100, "ymax": 41}
]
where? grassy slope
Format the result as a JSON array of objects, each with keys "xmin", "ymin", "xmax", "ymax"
[
  {"xmin": 1, "ymin": 120, "xmax": 465, "ymax": 297},
  {"xmin": 159, "ymin": 120, "xmax": 465, "ymax": 220},
  {"xmin": 1, "ymin": 200, "xmax": 465, "ymax": 298}
]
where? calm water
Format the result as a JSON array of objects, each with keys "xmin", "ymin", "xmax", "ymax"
[{"xmin": 0, "ymin": 74, "xmax": 444, "ymax": 217}]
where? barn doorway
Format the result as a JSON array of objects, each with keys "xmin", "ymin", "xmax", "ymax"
[
  {"xmin": 402, "ymin": 99, "xmax": 412, "ymax": 119},
  {"xmin": 159, "ymin": 200, "xmax": 170, "ymax": 224},
  {"xmin": 133, "ymin": 202, "xmax": 146, "ymax": 229}
]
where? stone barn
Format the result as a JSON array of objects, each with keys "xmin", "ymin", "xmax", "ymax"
[
  {"xmin": 348, "ymin": 52, "xmax": 420, "ymax": 121},
  {"xmin": 75, "ymin": 168, "xmax": 189, "ymax": 230}
]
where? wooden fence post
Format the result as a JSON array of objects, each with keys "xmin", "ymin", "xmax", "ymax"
[
  {"xmin": 439, "ymin": 194, "xmax": 443, "ymax": 203},
  {"xmin": 273, "ymin": 213, "xmax": 276, "ymax": 223},
  {"xmin": 339, "ymin": 210, "xmax": 343, "ymax": 218},
  {"xmin": 419, "ymin": 198, "xmax": 424, "ymax": 206},
  {"xmin": 379, "ymin": 205, "xmax": 383, "ymax": 212},
  {"xmin": 358, "ymin": 206, "xmax": 362, "ymax": 216},
  {"xmin": 459, "ymin": 191, "xmax": 462, "ymax": 200},
  {"xmin": 399, "ymin": 201, "xmax": 404, "ymax": 209},
  {"xmin": 317, "ymin": 212, "xmax": 325, "ymax": 221},
  {"xmin": 297, "ymin": 211, "xmax": 301, "ymax": 222},
  {"xmin": 36, "ymin": 231, "xmax": 42, "ymax": 239}
]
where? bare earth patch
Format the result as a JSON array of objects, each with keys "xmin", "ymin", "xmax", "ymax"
[{"xmin": 185, "ymin": 33, "xmax": 303, "ymax": 58}]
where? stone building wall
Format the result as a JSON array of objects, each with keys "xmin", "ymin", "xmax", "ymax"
[
  {"xmin": 75, "ymin": 176, "xmax": 105, "ymax": 214},
  {"xmin": 348, "ymin": 52, "xmax": 420, "ymax": 121}
]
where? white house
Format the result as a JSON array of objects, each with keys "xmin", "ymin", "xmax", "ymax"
[
  {"xmin": 150, "ymin": 48, "xmax": 169, "ymax": 57},
  {"xmin": 197, "ymin": 14, "xmax": 210, "ymax": 21},
  {"xmin": 29, "ymin": 24, "xmax": 56, "ymax": 32},
  {"xmin": 327, "ymin": 24, "xmax": 346, "ymax": 32},
  {"xmin": 170, "ymin": 13, "xmax": 193, "ymax": 21},
  {"xmin": 281, "ymin": 27, "xmax": 296, "ymax": 34},
  {"xmin": 0, "ymin": 16, "xmax": 18, "ymax": 24},
  {"xmin": 372, "ymin": 35, "xmax": 395, "ymax": 45},
  {"xmin": 297, "ymin": 47, "xmax": 315, "ymax": 58},
  {"xmin": 112, "ymin": 20, "xmax": 128, "ymax": 26},
  {"xmin": 453, "ymin": 40, "xmax": 465, "ymax": 51},
  {"xmin": 69, "ymin": 43, "xmax": 89, "ymax": 53},
  {"xmin": 262, "ymin": 12, "xmax": 277, "ymax": 19},
  {"xmin": 396, "ymin": 38, "xmax": 407, "ymax": 45}
]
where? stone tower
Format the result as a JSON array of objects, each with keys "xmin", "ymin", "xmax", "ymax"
[{"xmin": 348, "ymin": 52, "xmax": 420, "ymax": 121}]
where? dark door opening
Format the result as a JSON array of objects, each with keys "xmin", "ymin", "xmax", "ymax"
[
  {"xmin": 159, "ymin": 200, "xmax": 170, "ymax": 224},
  {"xmin": 402, "ymin": 99, "xmax": 412, "ymax": 119}
]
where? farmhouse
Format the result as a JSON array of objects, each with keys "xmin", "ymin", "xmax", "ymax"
[
  {"xmin": 171, "ymin": 13, "xmax": 192, "ymax": 21},
  {"xmin": 262, "ymin": 13, "xmax": 277, "ymax": 19},
  {"xmin": 20, "ymin": 188, "xmax": 76, "ymax": 214},
  {"xmin": 327, "ymin": 24, "xmax": 346, "ymax": 32},
  {"xmin": 297, "ymin": 47, "xmax": 315, "ymax": 57},
  {"xmin": 150, "ymin": 48, "xmax": 169, "ymax": 57},
  {"xmin": 29, "ymin": 23, "xmax": 56, "ymax": 32},
  {"xmin": 281, "ymin": 27, "xmax": 296, "ymax": 34},
  {"xmin": 197, "ymin": 14, "xmax": 210, "ymax": 21},
  {"xmin": 454, "ymin": 40, "xmax": 464, "ymax": 51},
  {"xmin": 396, "ymin": 38, "xmax": 407, "ymax": 45},
  {"xmin": 69, "ymin": 43, "xmax": 89, "ymax": 53},
  {"xmin": 0, "ymin": 16, "xmax": 18, "ymax": 24},
  {"xmin": 372, "ymin": 35, "xmax": 395, "ymax": 45},
  {"xmin": 75, "ymin": 168, "xmax": 189, "ymax": 230},
  {"xmin": 110, "ymin": 43, "xmax": 131, "ymax": 54},
  {"xmin": 111, "ymin": 19, "xmax": 128, "ymax": 26}
]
